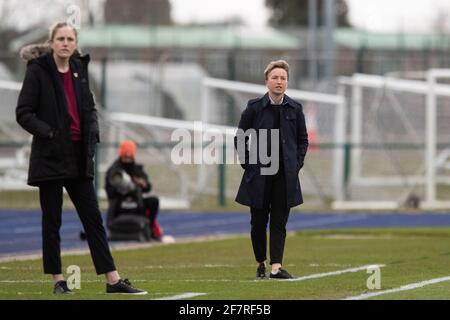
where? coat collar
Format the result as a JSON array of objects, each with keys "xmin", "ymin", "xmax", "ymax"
[
  {"xmin": 262, "ymin": 92, "xmax": 296, "ymax": 109},
  {"xmin": 27, "ymin": 50, "xmax": 90, "ymax": 72}
]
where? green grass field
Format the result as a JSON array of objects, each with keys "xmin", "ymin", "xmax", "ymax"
[{"xmin": 1, "ymin": 227, "xmax": 450, "ymax": 300}]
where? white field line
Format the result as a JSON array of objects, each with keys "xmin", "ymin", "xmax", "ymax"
[
  {"xmin": 285, "ymin": 264, "xmax": 386, "ymax": 282},
  {"xmin": 0, "ymin": 264, "xmax": 386, "ymax": 284},
  {"xmin": 153, "ymin": 292, "xmax": 207, "ymax": 300},
  {"xmin": 344, "ymin": 276, "xmax": 450, "ymax": 300},
  {"xmin": 0, "ymin": 234, "xmax": 246, "ymax": 263}
]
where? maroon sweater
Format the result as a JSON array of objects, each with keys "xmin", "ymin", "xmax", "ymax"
[{"xmin": 59, "ymin": 69, "xmax": 81, "ymax": 141}]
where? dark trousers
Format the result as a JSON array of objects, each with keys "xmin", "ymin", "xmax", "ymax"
[
  {"xmin": 39, "ymin": 141, "xmax": 116, "ymax": 275},
  {"xmin": 250, "ymin": 171, "xmax": 290, "ymax": 265},
  {"xmin": 143, "ymin": 196, "xmax": 159, "ymax": 226},
  {"xmin": 39, "ymin": 178, "xmax": 116, "ymax": 275}
]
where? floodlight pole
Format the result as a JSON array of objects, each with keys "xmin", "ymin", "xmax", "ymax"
[
  {"xmin": 334, "ymin": 84, "xmax": 347, "ymax": 201},
  {"xmin": 323, "ymin": 0, "xmax": 336, "ymax": 80},
  {"xmin": 350, "ymin": 81, "xmax": 363, "ymax": 189},
  {"xmin": 308, "ymin": 0, "xmax": 318, "ymax": 86},
  {"xmin": 425, "ymin": 70, "xmax": 437, "ymax": 205}
]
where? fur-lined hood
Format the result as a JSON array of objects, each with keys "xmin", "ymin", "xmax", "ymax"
[
  {"xmin": 19, "ymin": 43, "xmax": 84, "ymax": 62},
  {"xmin": 20, "ymin": 43, "xmax": 52, "ymax": 61}
]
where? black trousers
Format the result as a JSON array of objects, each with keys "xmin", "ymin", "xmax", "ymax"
[
  {"xmin": 143, "ymin": 196, "xmax": 159, "ymax": 226},
  {"xmin": 39, "ymin": 142, "xmax": 116, "ymax": 275},
  {"xmin": 250, "ymin": 171, "xmax": 290, "ymax": 265}
]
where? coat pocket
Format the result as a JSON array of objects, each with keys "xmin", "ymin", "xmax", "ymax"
[{"xmin": 40, "ymin": 135, "xmax": 62, "ymax": 160}]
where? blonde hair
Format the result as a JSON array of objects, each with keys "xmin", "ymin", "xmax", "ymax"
[
  {"xmin": 264, "ymin": 60, "xmax": 289, "ymax": 80},
  {"xmin": 49, "ymin": 22, "xmax": 78, "ymax": 42}
]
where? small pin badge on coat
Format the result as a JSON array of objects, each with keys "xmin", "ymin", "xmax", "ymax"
[{"xmin": 74, "ymin": 73, "xmax": 78, "ymax": 78}]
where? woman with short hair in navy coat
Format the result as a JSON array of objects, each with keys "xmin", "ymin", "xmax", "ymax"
[{"xmin": 235, "ymin": 60, "xmax": 308, "ymax": 279}]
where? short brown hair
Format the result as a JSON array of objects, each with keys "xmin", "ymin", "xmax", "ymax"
[
  {"xmin": 49, "ymin": 22, "xmax": 78, "ymax": 42},
  {"xmin": 264, "ymin": 60, "xmax": 289, "ymax": 80}
]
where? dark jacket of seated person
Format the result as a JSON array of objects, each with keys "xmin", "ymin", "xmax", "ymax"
[{"xmin": 105, "ymin": 140, "xmax": 162, "ymax": 239}]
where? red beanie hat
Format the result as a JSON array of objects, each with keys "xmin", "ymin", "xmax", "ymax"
[{"xmin": 119, "ymin": 140, "xmax": 136, "ymax": 158}]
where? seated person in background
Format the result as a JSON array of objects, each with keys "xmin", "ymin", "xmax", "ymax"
[{"xmin": 105, "ymin": 140, "xmax": 163, "ymax": 241}]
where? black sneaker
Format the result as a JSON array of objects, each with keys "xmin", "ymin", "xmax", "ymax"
[
  {"xmin": 106, "ymin": 279, "xmax": 148, "ymax": 295},
  {"xmin": 256, "ymin": 263, "xmax": 267, "ymax": 279},
  {"xmin": 53, "ymin": 280, "xmax": 73, "ymax": 294},
  {"xmin": 269, "ymin": 268, "xmax": 294, "ymax": 279}
]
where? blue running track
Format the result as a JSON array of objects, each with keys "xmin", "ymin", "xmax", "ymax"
[{"xmin": 1, "ymin": 209, "xmax": 450, "ymax": 258}]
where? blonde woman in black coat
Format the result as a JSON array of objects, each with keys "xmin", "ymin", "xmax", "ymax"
[
  {"xmin": 235, "ymin": 60, "xmax": 308, "ymax": 279},
  {"xmin": 16, "ymin": 22, "xmax": 146, "ymax": 295}
]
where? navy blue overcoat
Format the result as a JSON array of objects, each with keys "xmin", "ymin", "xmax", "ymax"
[{"xmin": 234, "ymin": 93, "xmax": 309, "ymax": 209}]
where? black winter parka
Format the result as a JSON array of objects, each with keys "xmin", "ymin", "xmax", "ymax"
[{"xmin": 16, "ymin": 46, "xmax": 99, "ymax": 186}]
